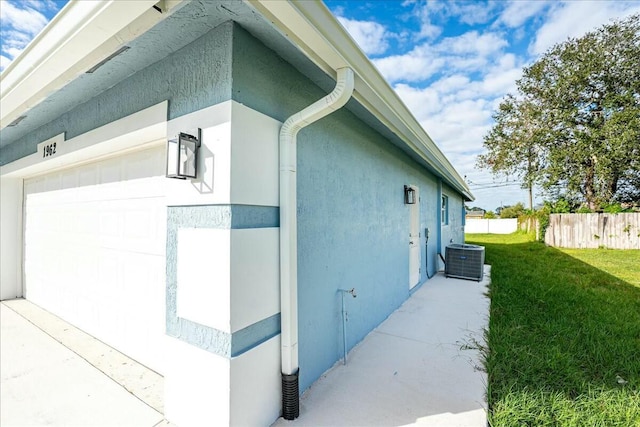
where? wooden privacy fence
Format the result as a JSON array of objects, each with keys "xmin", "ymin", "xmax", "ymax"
[{"xmin": 545, "ymin": 213, "xmax": 640, "ymax": 249}]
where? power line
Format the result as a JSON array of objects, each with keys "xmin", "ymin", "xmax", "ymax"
[{"xmin": 468, "ymin": 182, "xmax": 522, "ymax": 190}]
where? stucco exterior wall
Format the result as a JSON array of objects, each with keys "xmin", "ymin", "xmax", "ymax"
[
  {"xmin": 2, "ymin": 22, "xmax": 282, "ymax": 427},
  {"xmin": 296, "ymin": 118, "xmax": 446, "ymax": 392},
  {"xmin": 442, "ymin": 183, "xmax": 465, "ymax": 251},
  {"xmin": 232, "ymin": 25, "xmax": 463, "ymax": 393}
]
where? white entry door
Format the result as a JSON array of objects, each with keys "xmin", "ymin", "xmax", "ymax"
[
  {"xmin": 409, "ymin": 186, "xmax": 420, "ymax": 288},
  {"xmin": 23, "ymin": 146, "xmax": 167, "ymax": 374}
]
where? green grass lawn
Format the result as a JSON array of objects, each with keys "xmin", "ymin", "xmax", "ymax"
[{"xmin": 466, "ymin": 232, "xmax": 640, "ymax": 427}]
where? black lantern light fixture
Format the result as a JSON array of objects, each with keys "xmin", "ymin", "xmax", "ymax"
[
  {"xmin": 404, "ymin": 185, "xmax": 416, "ymax": 204},
  {"xmin": 166, "ymin": 129, "xmax": 201, "ymax": 179}
]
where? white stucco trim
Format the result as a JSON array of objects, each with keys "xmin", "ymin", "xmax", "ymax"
[
  {"xmin": 177, "ymin": 228, "xmax": 231, "ymax": 332},
  {"xmin": 164, "ymin": 335, "xmax": 231, "ymax": 427},
  {"xmin": 0, "ymin": 176, "xmax": 23, "ymax": 300},
  {"xmin": 1, "ymin": 101, "xmax": 168, "ymax": 178}
]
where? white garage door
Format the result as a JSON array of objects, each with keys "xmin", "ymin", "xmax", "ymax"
[{"xmin": 23, "ymin": 146, "xmax": 167, "ymax": 374}]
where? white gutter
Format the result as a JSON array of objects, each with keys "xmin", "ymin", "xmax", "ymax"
[
  {"xmin": 279, "ymin": 67, "xmax": 355, "ymax": 420},
  {"xmin": 1, "ymin": 0, "xmax": 184, "ymax": 129}
]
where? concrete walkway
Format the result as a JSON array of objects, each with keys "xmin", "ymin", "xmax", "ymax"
[
  {"xmin": 273, "ymin": 269, "xmax": 490, "ymax": 427},
  {"xmin": 0, "ymin": 300, "xmax": 168, "ymax": 427}
]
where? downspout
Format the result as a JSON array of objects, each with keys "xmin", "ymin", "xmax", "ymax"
[
  {"xmin": 279, "ymin": 67, "xmax": 355, "ymax": 420},
  {"xmin": 437, "ymin": 179, "xmax": 443, "ymax": 267}
]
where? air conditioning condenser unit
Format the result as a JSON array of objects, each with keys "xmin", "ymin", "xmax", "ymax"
[{"xmin": 445, "ymin": 243, "xmax": 485, "ymax": 282}]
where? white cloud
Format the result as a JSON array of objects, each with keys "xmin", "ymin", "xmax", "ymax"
[
  {"xmin": 477, "ymin": 53, "xmax": 522, "ymax": 96},
  {"xmin": 531, "ymin": 1, "xmax": 640, "ymax": 55},
  {"xmin": 497, "ymin": 1, "xmax": 549, "ymax": 28},
  {"xmin": 1, "ymin": 29, "xmax": 32, "ymax": 50},
  {"xmin": 373, "ymin": 30, "xmax": 509, "ymax": 83},
  {"xmin": 449, "ymin": 1, "xmax": 499, "ymax": 26},
  {"xmin": 438, "ymin": 31, "xmax": 508, "ymax": 56},
  {"xmin": 393, "ymin": 84, "xmax": 443, "ymax": 120},
  {"xmin": 336, "ymin": 16, "xmax": 390, "ymax": 56},
  {"xmin": 417, "ymin": 21, "xmax": 442, "ymax": 40},
  {"xmin": 431, "ymin": 74, "xmax": 470, "ymax": 94},
  {"xmin": 374, "ymin": 47, "xmax": 445, "ymax": 82},
  {"xmin": 410, "ymin": 2, "xmax": 443, "ymax": 41},
  {"xmin": 0, "ymin": 0, "xmax": 53, "ymax": 70},
  {"xmin": 22, "ymin": 0, "xmax": 58, "ymax": 12},
  {"xmin": 422, "ymin": 99, "xmax": 493, "ymax": 149},
  {"xmin": 418, "ymin": 0, "xmax": 500, "ymax": 26},
  {"xmin": 0, "ymin": 0, "xmax": 65, "ymax": 72},
  {"xmin": 0, "ymin": 1, "xmax": 48, "ymax": 36}
]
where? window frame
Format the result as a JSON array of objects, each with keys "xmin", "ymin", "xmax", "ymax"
[{"xmin": 441, "ymin": 194, "xmax": 449, "ymax": 225}]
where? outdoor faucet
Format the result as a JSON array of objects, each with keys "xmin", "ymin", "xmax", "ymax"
[
  {"xmin": 338, "ymin": 288, "xmax": 357, "ymax": 365},
  {"xmin": 339, "ymin": 288, "xmax": 357, "ymax": 298}
]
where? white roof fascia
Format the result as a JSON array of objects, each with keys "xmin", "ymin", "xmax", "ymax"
[
  {"xmin": 247, "ymin": 0, "xmax": 473, "ymax": 201},
  {"xmin": 0, "ymin": 0, "xmax": 184, "ymax": 130}
]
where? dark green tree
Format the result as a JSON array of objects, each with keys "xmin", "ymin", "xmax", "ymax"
[
  {"xmin": 477, "ymin": 95, "xmax": 545, "ymax": 210},
  {"xmin": 499, "ymin": 202, "xmax": 526, "ymax": 219},
  {"xmin": 478, "ymin": 14, "xmax": 640, "ymax": 210}
]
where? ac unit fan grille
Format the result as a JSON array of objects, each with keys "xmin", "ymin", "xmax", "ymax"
[{"xmin": 445, "ymin": 244, "xmax": 485, "ymax": 282}]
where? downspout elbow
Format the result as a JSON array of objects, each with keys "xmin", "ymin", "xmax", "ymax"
[{"xmin": 280, "ymin": 67, "xmax": 355, "ymax": 146}]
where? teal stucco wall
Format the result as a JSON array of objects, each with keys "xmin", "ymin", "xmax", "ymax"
[{"xmin": 232, "ymin": 26, "xmax": 464, "ymax": 393}]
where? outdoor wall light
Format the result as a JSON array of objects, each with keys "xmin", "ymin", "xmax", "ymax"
[
  {"xmin": 166, "ymin": 129, "xmax": 201, "ymax": 179},
  {"xmin": 404, "ymin": 185, "xmax": 416, "ymax": 204}
]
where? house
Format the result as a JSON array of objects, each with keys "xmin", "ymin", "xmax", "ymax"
[
  {"xmin": 466, "ymin": 209, "xmax": 486, "ymax": 219},
  {"xmin": 0, "ymin": 1, "xmax": 473, "ymax": 425}
]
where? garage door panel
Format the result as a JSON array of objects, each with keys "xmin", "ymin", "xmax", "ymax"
[
  {"xmin": 77, "ymin": 204, "xmax": 99, "ymax": 235},
  {"xmin": 125, "ymin": 149, "xmax": 164, "ymax": 179},
  {"xmin": 75, "ymin": 251, "xmax": 99, "ymax": 293},
  {"xmin": 44, "ymin": 174, "xmax": 62, "ymax": 192},
  {"xmin": 99, "ymin": 203, "xmax": 122, "ymax": 239},
  {"xmin": 24, "ymin": 146, "xmax": 167, "ymax": 374},
  {"xmin": 61, "ymin": 169, "xmax": 79, "ymax": 190},
  {"xmin": 99, "ymin": 159, "xmax": 123, "ymax": 185},
  {"xmin": 98, "ymin": 251, "xmax": 121, "ymax": 290}
]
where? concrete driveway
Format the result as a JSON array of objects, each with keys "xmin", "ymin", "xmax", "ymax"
[{"xmin": 0, "ymin": 300, "xmax": 167, "ymax": 427}]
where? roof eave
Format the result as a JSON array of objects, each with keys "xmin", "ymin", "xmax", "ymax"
[
  {"xmin": 246, "ymin": 0, "xmax": 474, "ymax": 201},
  {"xmin": 0, "ymin": 0, "xmax": 185, "ymax": 129}
]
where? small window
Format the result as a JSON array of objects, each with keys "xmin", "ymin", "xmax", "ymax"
[{"xmin": 441, "ymin": 195, "xmax": 449, "ymax": 225}]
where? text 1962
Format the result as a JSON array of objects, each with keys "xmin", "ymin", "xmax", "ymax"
[{"xmin": 43, "ymin": 142, "xmax": 57, "ymax": 158}]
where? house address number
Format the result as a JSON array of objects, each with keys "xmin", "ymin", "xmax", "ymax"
[{"xmin": 42, "ymin": 142, "xmax": 57, "ymax": 158}]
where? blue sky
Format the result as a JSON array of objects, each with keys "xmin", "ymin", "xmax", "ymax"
[{"xmin": 2, "ymin": 1, "xmax": 640, "ymax": 210}]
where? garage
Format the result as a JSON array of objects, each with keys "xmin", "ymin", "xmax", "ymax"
[{"xmin": 22, "ymin": 146, "xmax": 167, "ymax": 374}]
